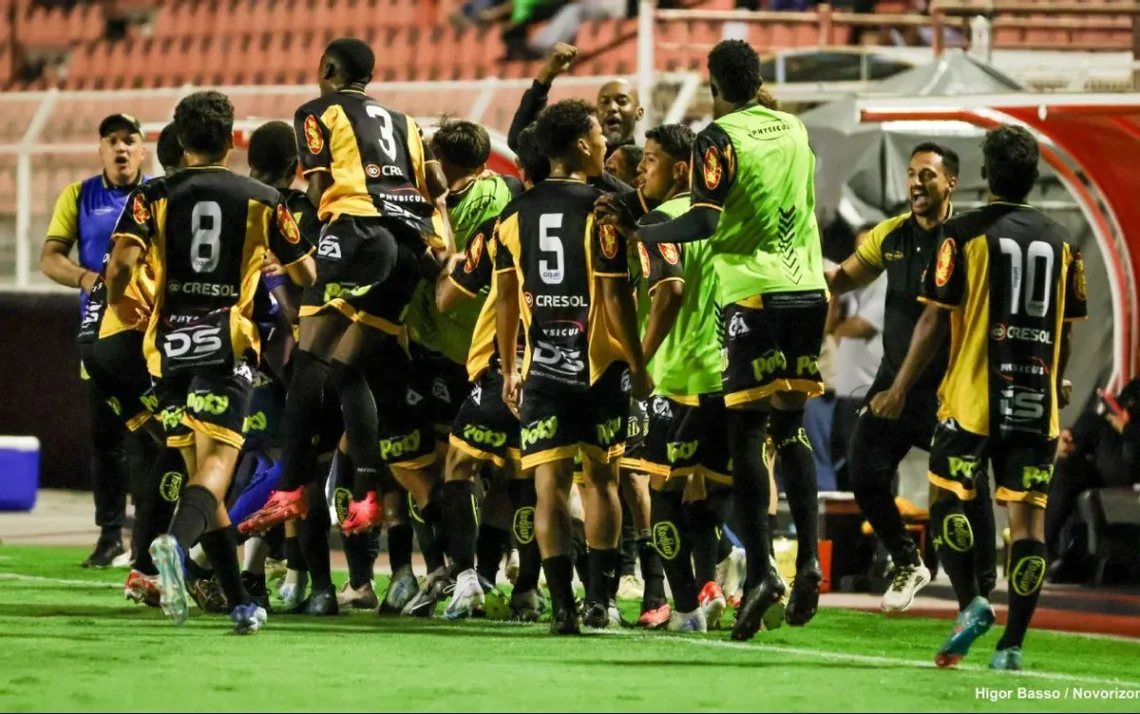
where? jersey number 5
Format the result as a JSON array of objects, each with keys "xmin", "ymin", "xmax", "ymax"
[
  {"xmin": 366, "ymin": 105, "xmax": 398, "ymax": 163},
  {"xmin": 539, "ymin": 213, "xmax": 564, "ymax": 285},
  {"xmin": 191, "ymin": 201, "xmax": 222, "ymax": 274},
  {"xmin": 999, "ymin": 238, "xmax": 1054, "ymax": 318}
]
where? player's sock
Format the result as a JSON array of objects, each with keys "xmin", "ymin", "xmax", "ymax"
[
  {"xmin": 442, "ymin": 480, "xmax": 479, "ymax": 573},
  {"xmin": 300, "ymin": 484, "xmax": 334, "ymax": 592},
  {"xmin": 508, "ymin": 479, "xmax": 541, "ymax": 593},
  {"xmin": 728, "ymin": 409, "xmax": 772, "ymax": 590},
  {"xmin": 242, "ymin": 536, "xmax": 268, "ymax": 575},
  {"xmin": 996, "ymin": 538, "xmax": 1047, "ymax": 650},
  {"xmin": 285, "ymin": 534, "xmax": 306, "ymax": 572},
  {"xmin": 199, "ymin": 525, "xmax": 250, "ymax": 608},
  {"xmin": 929, "ymin": 495, "xmax": 980, "ymax": 610},
  {"xmin": 571, "ymin": 518, "xmax": 590, "ymax": 588},
  {"xmin": 278, "ymin": 351, "xmax": 331, "ymax": 491},
  {"xmin": 330, "ymin": 360, "xmax": 385, "ymax": 499},
  {"xmin": 135, "ymin": 447, "xmax": 186, "ymax": 576},
  {"xmin": 387, "ymin": 523, "xmax": 413, "ymax": 573},
  {"xmin": 477, "ymin": 524, "xmax": 510, "ymax": 584},
  {"xmin": 717, "ymin": 528, "xmax": 734, "ymax": 563},
  {"xmin": 587, "ymin": 547, "xmax": 621, "ymax": 605},
  {"xmin": 768, "ymin": 514, "xmax": 778, "ymax": 557},
  {"xmin": 967, "ymin": 477, "xmax": 998, "ymax": 598},
  {"xmin": 651, "ymin": 488, "xmax": 699, "ymax": 613},
  {"xmin": 638, "ymin": 533, "xmax": 666, "ymax": 606},
  {"xmin": 542, "ymin": 554, "xmax": 576, "ymax": 613},
  {"xmin": 343, "ymin": 533, "xmax": 374, "ymax": 590},
  {"xmin": 168, "ymin": 485, "xmax": 217, "ymax": 553},
  {"xmin": 619, "ymin": 496, "xmax": 638, "ymax": 578},
  {"xmin": 415, "ymin": 499, "xmax": 447, "ymax": 573},
  {"xmin": 687, "ymin": 499, "xmax": 720, "ymax": 586},
  {"xmin": 769, "ymin": 409, "xmax": 819, "ymax": 568}
]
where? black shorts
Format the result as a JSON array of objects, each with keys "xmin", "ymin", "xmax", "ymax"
[
  {"xmin": 519, "ymin": 362, "xmax": 631, "ymax": 471},
  {"xmin": 622, "ymin": 393, "xmax": 732, "ymax": 483},
  {"xmin": 449, "ymin": 368, "xmax": 520, "ymax": 469},
  {"xmin": 365, "ymin": 345, "xmax": 437, "ymax": 470},
  {"xmin": 928, "ymin": 420, "xmax": 1056, "ymax": 509},
  {"xmin": 79, "ymin": 330, "xmax": 155, "ymax": 432},
  {"xmin": 301, "ymin": 214, "xmax": 423, "ymax": 337},
  {"xmin": 154, "ymin": 363, "xmax": 255, "ymax": 450},
  {"xmin": 721, "ymin": 291, "xmax": 827, "ymax": 409},
  {"xmin": 241, "ymin": 370, "xmax": 286, "ymax": 452},
  {"xmin": 410, "ymin": 344, "xmax": 471, "ymax": 438}
]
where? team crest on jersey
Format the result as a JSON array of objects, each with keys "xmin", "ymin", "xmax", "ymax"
[
  {"xmin": 277, "ymin": 204, "xmax": 302, "ymax": 244},
  {"xmin": 303, "ymin": 115, "xmax": 323, "ymax": 155},
  {"xmin": 660, "ymin": 243, "xmax": 680, "ymax": 265},
  {"xmin": 1073, "ymin": 254, "xmax": 1087, "ymax": 301},
  {"xmin": 524, "ymin": 292, "xmax": 533, "ymax": 307},
  {"xmin": 365, "ymin": 164, "xmax": 382, "ymax": 178},
  {"xmin": 703, "ymin": 146, "xmax": 722, "ymax": 190},
  {"xmin": 600, "ymin": 224, "xmax": 619, "ymax": 260},
  {"xmin": 934, "ymin": 239, "xmax": 955, "ymax": 288},
  {"xmin": 637, "ymin": 243, "xmax": 651, "ymax": 278},
  {"xmin": 466, "ymin": 233, "xmax": 484, "ymax": 273},
  {"xmin": 132, "ymin": 194, "xmax": 149, "ymax": 225}
]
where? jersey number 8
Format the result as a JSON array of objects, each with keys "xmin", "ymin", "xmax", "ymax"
[
  {"xmin": 366, "ymin": 105, "xmax": 398, "ymax": 163},
  {"xmin": 191, "ymin": 201, "xmax": 222, "ymax": 274},
  {"xmin": 999, "ymin": 238, "xmax": 1054, "ymax": 318}
]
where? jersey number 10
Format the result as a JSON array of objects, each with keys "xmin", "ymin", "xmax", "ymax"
[{"xmin": 999, "ymin": 238, "xmax": 1054, "ymax": 318}]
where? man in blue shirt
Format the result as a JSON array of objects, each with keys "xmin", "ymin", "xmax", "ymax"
[{"xmin": 39, "ymin": 113, "xmax": 147, "ymax": 568}]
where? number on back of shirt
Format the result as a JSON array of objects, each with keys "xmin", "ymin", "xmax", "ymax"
[
  {"xmin": 366, "ymin": 105, "xmax": 398, "ymax": 162},
  {"xmin": 191, "ymin": 201, "xmax": 222, "ymax": 274},
  {"xmin": 999, "ymin": 238, "xmax": 1054, "ymax": 318},
  {"xmin": 539, "ymin": 213, "xmax": 564, "ymax": 285}
]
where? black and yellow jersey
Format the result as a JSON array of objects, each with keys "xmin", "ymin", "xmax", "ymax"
[
  {"xmin": 77, "ymin": 239, "xmax": 159, "ymax": 344},
  {"xmin": 919, "ymin": 202, "xmax": 1088, "ymax": 439},
  {"xmin": 855, "ymin": 210, "xmax": 951, "ymax": 391},
  {"xmin": 294, "ymin": 89, "xmax": 437, "ymax": 237},
  {"xmin": 494, "ymin": 178, "xmax": 629, "ymax": 389},
  {"xmin": 111, "ymin": 166, "xmax": 314, "ymax": 378}
]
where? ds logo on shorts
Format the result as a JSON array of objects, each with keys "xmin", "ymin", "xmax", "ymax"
[
  {"xmin": 521, "ymin": 416, "xmax": 559, "ymax": 449},
  {"xmin": 187, "ymin": 392, "xmax": 229, "ymax": 416},
  {"xmin": 751, "ymin": 349, "xmax": 787, "ymax": 383},
  {"xmin": 595, "ymin": 416, "xmax": 623, "ymax": 446},
  {"xmin": 318, "ymin": 234, "xmax": 341, "ymax": 259},
  {"xmin": 158, "ymin": 471, "xmax": 184, "ymax": 503},
  {"xmin": 380, "ymin": 431, "xmax": 422, "ymax": 461},
  {"xmin": 653, "ymin": 521, "xmax": 681, "ymax": 560},
  {"xmin": 462, "ymin": 424, "xmax": 507, "ymax": 448},
  {"xmin": 666, "ymin": 440, "xmax": 698, "ymax": 464},
  {"xmin": 513, "ymin": 506, "xmax": 536, "ymax": 544},
  {"xmin": 727, "ymin": 312, "xmax": 750, "ymax": 338}
]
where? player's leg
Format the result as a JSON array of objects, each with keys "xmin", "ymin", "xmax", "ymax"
[
  {"xmin": 476, "ymin": 477, "xmax": 513, "ymax": 587},
  {"xmin": 380, "ymin": 488, "xmax": 419, "ymax": 614},
  {"xmin": 507, "ymin": 470, "xmax": 545, "ymax": 621},
  {"xmin": 441, "ymin": 445, "xmax": 487, "ymax": 618},
  {"xmin": 534, "ymin": 456, "xmax": 577, "ymax": 634},
  {"xmin": 688, "ymin": 477, "xmax": 735, "ymax": 630},
  {"xmin": 330, "ymin": 445, "xmax": 380, "ymax": 611},
  {"xmin": 650, "ymin": 474, "xmax": 704, "ymax": 631}
]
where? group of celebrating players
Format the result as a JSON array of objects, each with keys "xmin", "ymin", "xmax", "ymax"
[{"xmin": 78, "ymin": 32, "xmax": 1087, "ymax": 672}]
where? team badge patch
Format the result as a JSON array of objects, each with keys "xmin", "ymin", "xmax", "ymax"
[
  {"xmin": 637, "ymin": 243, "xmax": 651, "ymax": 278},
  {"xmin": 934, "ymin": 238, "xmax": 955, "ymax": 288},
  {"xmin": 1073, "ymin": 254, "xmax": 1087, "ymax": 301},
  {"xmin": 303, "ymin": 115, "xmax": 324, "ymax": 155},
  {"xmin": 365, "ymin": 164, "xmax": 382, "ymax": 178},
  {"xmin": 465, "ymin": 233, "xmax": 484, "ymax": 273},
  {"xmin": 277, "ymin": 204, "xmax": 302, "ymax": 244},
  {"xmin": 703, "ymin": 146, "xmax": 722, "ymax": 190},
  {"xmin": 599, "ymin": 224, "xmax": 619, "ymax": 260},
  {"xmin": 660, "ymin": 243, "xmax": 680, "ymax": 265},
  {"xmin": 132, "ymin": 194, "xmax": 149, "ymax": 225}
]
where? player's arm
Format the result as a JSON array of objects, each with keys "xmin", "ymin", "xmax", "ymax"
[
  {"xmin": 595, "ymin": 224, "xmax": 651, "ymax": 397},
  {"xmin": 294, "ymin": 106, "xmax": 333, "ymax": 210},
  {"xmin": 637, "ymin": 127, "xmax": 733, "ymax": 246},
  {"xmin": 832, "ymin": 275, "xmax": 885, "ymax": 340},
  {"xmin": 40, "ymin": 182, "xmax": 98, "ymax": 292},
  {"xmin": 105, "ymin": 189, "xmax": 153, "ymax": 313},
  {"xmin": 494, "ymin": 215, "xmax": 523, "ymax": 411},
  {"xmin": 637, "ymin": 211, "xmax": 685, "ymax": 364},
  {"xmin": 507, "ymin": 43, "xmax": 576, "ymax": 151},
  {"xmin": 828, "ymin": 220, "xmax": 891, "ymax": 296},
  {"xmin": 877, "ymin": 302, "xmax": 949, "ymax": 401},
  {"xmin": 438, "ymin": 220, "xmax": 497, "ymax": 313},
  {"xmin": 1058, "ymin": 245, "xmax": 1089, "ymax": 406}
]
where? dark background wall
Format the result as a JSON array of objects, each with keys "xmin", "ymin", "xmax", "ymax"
[{"xmin": 0, "ymin": 291, "xmax": 89, "ymax": 490}]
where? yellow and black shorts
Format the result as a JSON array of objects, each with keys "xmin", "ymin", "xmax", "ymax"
[
  {"xmin": 721, "ymin": 291, "xmax": 827, "ymax": 409},
  {"xmin": 300, "ymin": 214, "xmax": 422, "ymax": 343},
  {"xmin": 621, "ymin": 393, "xmax": 732, "ymax": 484},
  {"xmin": 364, "ymin": 346, "xmax": 437, "ymax": 471},
  {"xmin": 154, "ymin": 363, "xmax": 255, "ymax": 450},
  {"xmin": 518, "ymin": 362, "xmax": 630, "ymax": 471},
  {"xmin": 928, "ymin": 420, "xmax": 1056, "ymax": 509},
  {"xmin": 450, "ymin": 368, "xmax": 521, "ymax": 470},
  {"xmin": 79, "ymin": 330, "xmax": 155, "ymax": 432}
]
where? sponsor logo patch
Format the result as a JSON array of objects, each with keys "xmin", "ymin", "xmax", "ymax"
[
  {"xmin": 365, "ymin": 164, "xmax": 382, "ymax": 178},
  {"xmin": 703, "ymin": 146, "xmax": 722, "ymax": 189},
  {"xmin": 465, "ymin": 233, "xmax": 484, "ymax": 274},
  {"xmin": 132, "ymin": 194, "xmax": 149, "ymax": 225},
  {"xmin": 304, "ymin": 115, "xmax": 323, "ymax": 154},
  {"xmin": 277, "ymin": 204, "xmax": 301, "ymax": 244},
  {"xmin": 934, "ymin": 238, "xmax": 955, "ymax": 288},
  {"xmin": 599, "ymin": 224, "xmax": 619, "ymax": 260},
  {"xmin": 660, "ymin": 243, "xmax": 680, "ymax": 265}
]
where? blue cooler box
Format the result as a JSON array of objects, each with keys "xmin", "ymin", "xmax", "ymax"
[{"xmin": 0, "ymin": 436, "xmax": 40, "ymax": 512}]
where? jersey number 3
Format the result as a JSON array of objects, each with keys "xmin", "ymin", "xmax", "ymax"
[
  {"xmin": 366, "ymin": 105, "xmax": 398, "ymax": 163},
  {"xmin": 999, "ymin": 238, "xmax": 1054, "ymax": 318}
]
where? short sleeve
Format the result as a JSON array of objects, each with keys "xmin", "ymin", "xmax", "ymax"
[
  {"xmin": 268, "ymin": 195, "xmax": 313, "ymax": 267},
  {"xmin": 593, "ymin": 222, "xmax": 628, "ymax": 279},
  {"xmin": 493, "ymin": 214, "xmax": 519, "ymax": 273},
  {"xmin": 690, "ymin": 123, "xmax": 736, "ymax": 211},
  {"xmin": 451, "ymin": 217, "xmax": 497, "ymax": 297},
  {"xmin": 636, "ymin": 210, "xmax": 684, "ymax": 291},
  {"xmin": 855, "ymin": 217, "xmax": 901, "ymax": 272},
  {"xmin": 919, "ymin": 229, "xmax": 966, "ymax": 309},
  {"xmin": 110, "ymin": 189, "xmax": 155, "ymax": 251},
  {"xmin": 1063, "ymin": 244, "xmax": 1089, "ymax": 322},
  {"xmin": 286, "ymin": 193, "xmax": 321, "ymax": 246},
  {"xmin": 45, "ymin": 182, "xmax": 82, "ymax": 244},
  {"xmin": 294, "ymin": 106, "xmax": 333, "ymax": 176}
]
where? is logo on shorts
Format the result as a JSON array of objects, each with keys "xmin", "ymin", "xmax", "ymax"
[
  {"xmin": 934, "ymin": 238, "xmax": 956, "ymax": 288},
  {"xmin": 599, "ymin": 224, "xmax": 619, "ymax": 260},
  {"xmin": 1073, "ymin": 254, "xmax": 1087, "ymax": 302},
  {"xmin": 703, "ymin": 146, "xmax": 722, "ymax": 190},
  {"xmin": 132, "ymin": 194, "xmax": 149, "ymax": 225},
  {"xmin": 637, "ymin": 244, "xmax": 651, "ymax": 278},
  {"xmin": 365, "ymin": 164, "xmax": 382, "ymax": 178},
  {"xmin": 660, "ymin": 243, "xmax": 680, "ymax": 265},
  {"xmin": 466, "ymin": 233, "xmax": 484, "ymax": 274},
  {"xmin": 303, "ymin": 115, "xmax": 324, "ymax": 155},
  {"xmin": 276, "ymin": 204, "xmax": 302, "ymax": 244}
]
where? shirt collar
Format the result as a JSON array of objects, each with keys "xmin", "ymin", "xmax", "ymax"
[{"xmin": 101, "ymin": 171, "xmax": 144, "ymax": 191}]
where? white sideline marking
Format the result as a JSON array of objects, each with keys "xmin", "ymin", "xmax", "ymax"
[{"xmin": 0, "ymin": 573, "xmax": 121, "ymax": 589}]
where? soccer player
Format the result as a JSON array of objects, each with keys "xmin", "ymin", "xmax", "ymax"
[
  {"xmin": 605, "ymin": 144, "xmax": 642, "ymax": 188},
  {"xmin": 240, "ymin": 38, "xmax": 453, "ymax": 587},
  {"xmin": 156, "ymin": 122, "xmax": 184, "ymax": 174},
  {"xmin": 826, "ymin": 143, "xmax": 996, "ymax": 612},
  {"xmin": 105, "ymin": 90, "xmax": 317, "ymax": 634},
  {"xmin": 495, "ymin": 99, "xmax": 651, "ymax": 634},
  {"xmin": 871, "ymin": 125, "xmax": 1086, "ymax": 670},
  {"xmin": 598, "ymin": 40, "xmax": 828, "ymax": 641}
]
